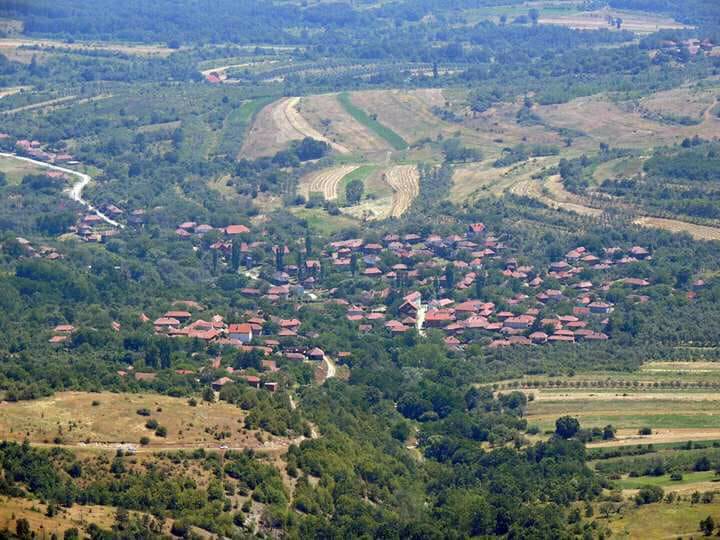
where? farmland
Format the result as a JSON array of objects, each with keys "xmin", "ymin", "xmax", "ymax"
[{"xmin": 299, "ymin": 164, "xmax": 362, "ymax": 200}]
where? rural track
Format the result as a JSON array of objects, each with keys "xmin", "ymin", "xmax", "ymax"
[
  {"xmin": 301, "ymin": 164, "xmax": 361, "ymax": 200},
  {"xmin": 277, "ymin": 97, "xmax": 350, "ymax": 154},
  {"xmin": 385, "ymin": 164, "xmax": 420, "ymax": 218},
  {"xmin": 0, "ymin": 152, "xmax": 123, "ymax": 228}
]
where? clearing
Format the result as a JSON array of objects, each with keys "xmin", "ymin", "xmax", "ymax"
[{"xmin": 0, "ymin": 391, "xmax": 291, "ymax": 451}]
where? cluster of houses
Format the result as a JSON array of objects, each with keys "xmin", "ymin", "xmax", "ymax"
[
  {"xmin": 15, "ymin": 139, "xmax": 75, "ymax": 164},
  {"xmin": 308, "ymin": 226, "xmax": 658, "ymax": 349},
  {"xmin": 13, "ymin": 237, "xmax": 63, "ymax": 260},
  {"xmin": 657, "ymin": 37, "xmax": 718, "ymax": 57}
]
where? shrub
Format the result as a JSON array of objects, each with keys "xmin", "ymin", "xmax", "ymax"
[
  {"xmin": 145, "ymin": 419, "xmax": 158, "ymax": 430},
  {"xmin": 136, "ymin": 408, "xmax": 151, "ymax": 416}
]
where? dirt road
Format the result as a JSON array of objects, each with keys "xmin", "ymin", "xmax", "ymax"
[{"xmin": 0, "ymin": 152, "xmax": 123, "ymax": 228}]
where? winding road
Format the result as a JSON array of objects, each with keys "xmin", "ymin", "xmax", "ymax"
[{"xmin": 0, "ymin": 152, "xmax": 123, "ymax": 228}]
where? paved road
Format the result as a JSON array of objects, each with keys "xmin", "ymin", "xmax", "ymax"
[{"xmin": 0, "ymin": 152, "xmax": 123, "ymax": 228}]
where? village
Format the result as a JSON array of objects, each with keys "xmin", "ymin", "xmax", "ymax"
[{"xmin": 40, "ymin": 210, "xmax": 689, "ymax": 399}]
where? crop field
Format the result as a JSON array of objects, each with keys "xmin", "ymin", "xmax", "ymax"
[
  {"xmin": 0, "ymin": 391, "xmax": 284, "ymax": 451},
  {"xmin": 242, "ymin": 97, "xmax": 350, "ymax": 158},
  {"xmin": 347, "ymin": 89, "xmax": 453, "ymax": 146},
  {"xmin": 337, "ymin": 92, "xmax": 408, "ymax": 150},
  {"xmin": 0, "ymin": 37, "xmax": 178, "ymax": 60},
  {"xmin": 538, "ymin": 93, "xmax": 720, "ymax": 149},
  {"xmin": 634, "ymin": 216, "xmax": 720, "ymax": 242},
  {"xmin": 301, "ymin": 93, "xmax": 391, "ymax": 155},
  {"xmin": 299, "ymin": 164, "xmax": 362, "ymax": 200},
  {"xmin": 386, "ymin": 164, "xmax": 420, "ymax": 218},
  {"xmin": 525, "ymin": 380, "xmax": 720, "ymax": 446},
  {"xmin": 538, "ymin": 8, "xmax": 690, "ymax": 34},
  {"xmin": 638, "ymin": 84, "xmax": 720, "ymax": 122}
]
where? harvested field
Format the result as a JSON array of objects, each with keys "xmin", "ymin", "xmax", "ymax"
[
  {"xmin": 299, "ymin": 164, "xmax": 362, "ymax": 200},
  {"xmin": 280, "ymin": 97, "xmax": 349, "ymax": 154},
  {"xmin": 588, "ymin": 428, "xmax": 720, "ymax": 448},
  {"xmin": 300, "ymin": 93, "xmax": 391, "ymax": 154},
  {"xmin": 0, "ymin": 37, "xmax": 178, "ymax": 58},
  {"xmin": 525, "ymin": 387, "xmax": 720, "ymax": 438},
  {"xmin": 639, "ymin": 85, "xmax": 719, "ymax": 121},
  {"xmin": 592, "ymin": 155, "xmax": 646, "ymax": 184},
  {"xmin": 642, "ymin": 361, "xmax": 720, "ymax": 372},
  {"xmin": 386, "ymin": 164, "xmax": 420, "ymax": 218},
  {"xmin": 349, "ymin": 89, "xmax": 451, "ymax": 144},
  {"xmin": 634, "ymin": 216, "xmax": 720, "ymax": 241},
  {"xmin": 538, "ymin": 93, "xmax": 720, "ymax": 148},
  {"xmin": 539, "ymin": 9, "xmax": 689, "ymax": 34},
  {"xmin": 241, "ymin": 97, "xmax": 349, "ymax": 158},
  {"xmin": 0, "ymin": 391, "xmax": 287, "ymax": 451}
]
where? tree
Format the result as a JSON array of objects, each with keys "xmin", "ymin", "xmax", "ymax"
[
  {"xmin": 499, "ymin": 14, "xmax": 507, "ymax": 25},
  {"xmin": 16, "ymin": 518, "xmax": 31, "ymax": 540},
  {"xmin": 555, "ymin": 416, "xmax": 580, "ymax": 439},
  {"xmin": 700, "ymin": 515, "xmax": 715, "ymax": 536},
  {"xmin": 346, "ymin": 179, "xmax": 364, "ymax": 205},
  {"xmin": 602, "ymin": 425, "xmax": 616, "ymax": 440},
  {"xmin": 0, "ymin": 171, "xmax": 6, "ymax": 186},
  {"xmin": 305, "ymin": 229, "xmax": 312, "ymax": 256},
  {"xmin": 203, "ymin": 386, "xmax": 215, "ymax": 403},
  {"xmin": 350, "ymin": 252, "xmax": 358, "ymax": 276},
  {"xmin": 528, "ymin": 8, "xmax": 540, "ymax": 25},
  {"xmin": 231, "ymin": 239, "xmax": 241, "ymax": 271},
  {"xmin": 445, "ymin": 264, "xmax": 455, "ymax": 290}
]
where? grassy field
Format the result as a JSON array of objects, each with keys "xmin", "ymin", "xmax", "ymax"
[
  {"xmin": 605, "ymin": 499, "xmax": 720, "ymax": 539},
  {"xmin": 290, "ymin": 207, "xmax": 359, "ymax": 234},
  {"xmin": 0, "ymin": 154, "xmax": 49, "ymax": 185},
  {"xmin": 337, "ymin": 92, "xmax": 408, "ymax": 151},
  {"xmin": 337, "ymin": 165, "xmax": 378, "ymax": 204},
  {"xmin": 0, "ymin": 391, "xmax": 275, "ymax": 450},
  {"xmin": 0, "ymin": 497, "xmax": 119, "ymax": 539},
  {"xmin": 614, "ymin": 470, "xmax": 718, "ymax": 490}
]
